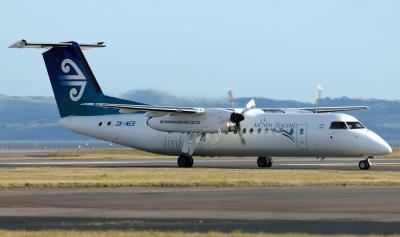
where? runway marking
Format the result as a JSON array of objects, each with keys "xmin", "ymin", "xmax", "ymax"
[{"xmin": 0, "ymin": 160, "xmax": 399, "ymax": 167}]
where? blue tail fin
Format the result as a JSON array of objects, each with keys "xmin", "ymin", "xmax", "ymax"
[{"xmin": 42, "ymin": 42, "xmax": 141, "ymax": 117}]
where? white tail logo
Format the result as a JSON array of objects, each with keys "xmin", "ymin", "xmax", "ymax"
[{"xmin": 58, "ymin": 59, "xmax": 87, "ymax": 102}]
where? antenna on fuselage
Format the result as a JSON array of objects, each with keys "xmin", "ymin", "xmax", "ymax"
[{"xmin": 315, "ymin": 85, "xmax": 323, "ymax": 113}]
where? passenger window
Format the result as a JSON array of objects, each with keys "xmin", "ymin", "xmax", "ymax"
[
  {"xmin": 346, "ymin": 122, "xmax": 364, "ymax": 129},
  {"xmin": 107, "ymin": 121, "xmax": 112, "ymax": 126},
  {"xmin": 258, "ymin": 128, "xmax": 262, "ymax": 134},
  {"xmin": 299, "ymin": 128, "xmax": 304, "ymax": 135},
  {"xmin": 243, "ymin": 128, "xmax": 247, "ymax": 134},
  {"xmin": 98, "ymin": 122, "xmax": 103, "ymax": 127},
  {"xmin": 250, "ymin": 128, "xmax": 254, "ymax": 134},
  {"xmin": 330, "ymin": 122, "xmax": 347, "ymax": 129}
]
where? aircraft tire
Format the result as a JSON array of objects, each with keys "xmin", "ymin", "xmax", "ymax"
[
  {"xmin": 257, "ymin": 157, "xmax": 267, "ymax": 168},
  {"xmin": 177, "ymin": 155, "xmax": 193, "ymax": 168},
  {"xmin": 358, "ymin": 159, "xmax": 370, "ymax": 170},
  {"xmin": 266, "ymin": 157, "xmax": 273, "ymax": 167},
  {"xmin": 177, "ymin": 155, "xmax": 186, "ymax": 167},
  {"xmin": 187, "ymin": 156, "xmax": 194, "ymax": 167}
]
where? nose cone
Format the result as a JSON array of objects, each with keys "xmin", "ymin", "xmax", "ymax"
[
  {"xmin": 367, "ymin": 132, "xmax": 392, "ymax": 156},
  {"xmin": 379, "ymin": 140, "xmax": 392, "ymax": 155}
]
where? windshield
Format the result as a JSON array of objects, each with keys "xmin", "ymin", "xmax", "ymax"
[
  {"xmin": 330, "ymin": 122, "xmax": 347, "ymax": 129},
  {"xmin": 346, "ymin": 122, "xmax": 364, "ymax": 129}
]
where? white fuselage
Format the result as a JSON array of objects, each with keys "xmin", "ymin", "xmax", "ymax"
[{"xmin": 59, "ymin": 111, "xmax": 392, "ymax": 158}]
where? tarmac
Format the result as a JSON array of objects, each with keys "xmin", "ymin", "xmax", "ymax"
[
  {"xmin": 0, "ymin": 187, "xmax": 400, "ymax": 234},
  {"xmin": 0, "ymin": 154, "xmax": 400, "ymax": 234},
  {"xmin": 0, "ymin": 156, "xmax": 399, "ymax": 170}
]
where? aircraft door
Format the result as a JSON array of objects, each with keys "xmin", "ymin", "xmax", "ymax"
[{"xmin": 296, "ymin": 124, "xmax": 308, "ymax": 150}]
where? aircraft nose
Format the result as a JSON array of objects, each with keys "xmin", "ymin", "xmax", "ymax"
[
  {"xmin": 380, "ymin": 140, "xmax": 392, "ymax": 154},
  {"xmin": 369, "ymin": 133, "xmax": 392, "ymax": 155}
]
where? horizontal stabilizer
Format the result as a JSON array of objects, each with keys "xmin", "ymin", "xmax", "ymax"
[{"xmin": 9, "ymin": 39, "xmax": 105, "ymax": 50}]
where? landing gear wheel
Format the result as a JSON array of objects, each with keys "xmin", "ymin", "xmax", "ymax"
[
  {"xmin": 188, "ymin": 156, "xmax": 194, "ymax": 167},
  {"xmin": 266, "ymin": 157, "xmax": 273, "ymax": 167},
  {"xmin": 257, "ymin": 157, "xmax": 267, "ymax": 167},
  {"xmin": 257, "ymin": 157, "xmax": 273, "ymax": 168},
  {"xmin": 358, "ymin": 159, "xmax": 371, "ymax": 170},
  {"xmin": 177, "ymin": 155, "xmax": 193, "ymax": 168}
]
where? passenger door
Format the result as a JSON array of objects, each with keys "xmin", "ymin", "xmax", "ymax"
[{"xmin": 296, "ymin": 124, "xmax": 308, "ymax": 150}]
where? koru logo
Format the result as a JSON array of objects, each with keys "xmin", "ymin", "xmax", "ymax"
[{"xmin": 58, "ymin": 59, "xmax": 87, "ymax": 102}]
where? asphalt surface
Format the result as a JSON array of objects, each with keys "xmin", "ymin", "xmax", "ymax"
[
  {"xmin": 0, "ymin": 154, "xmax": 400, "ymax": 233},
  {"xmin": 0, "ymin": 156, "xmax": 400, "ymax": 170},
  {"xmin": 0, "ymin": 187, "xmax": 400, "ymax": 234}
]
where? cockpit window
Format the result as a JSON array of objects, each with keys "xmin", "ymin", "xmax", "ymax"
[
  {"xmin": 330, "ymin": 121, "xmax": 347, "ymax": 129},
  {"xmin": 346, "ymin": 122, "xmax": 364, "ymax": 129}
]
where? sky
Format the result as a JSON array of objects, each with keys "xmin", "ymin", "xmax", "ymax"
[{"xmin": 1, "ymin": 0, "xmax": 399, "ymax": 102}]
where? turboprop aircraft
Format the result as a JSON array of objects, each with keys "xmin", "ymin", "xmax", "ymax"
[{"xmin": 10, "ymin": 39, "xmax": 392, "ymax": 170}]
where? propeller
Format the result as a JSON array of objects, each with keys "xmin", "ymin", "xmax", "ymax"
[
  {"xmin": 227, "ymin": 88, "xmax": 256, "ymax": 145},
  {"xmin": 315, "ymin": 85, "xmax": 322, "ymax": 113},
  {"xmin": 227, "ymin": 87, "xmax": 235, "ymax": 109}
]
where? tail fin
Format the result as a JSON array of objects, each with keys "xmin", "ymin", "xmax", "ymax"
[{"xmin": 41, "ymin": 41, "xmax": 141, "ymax": 117}]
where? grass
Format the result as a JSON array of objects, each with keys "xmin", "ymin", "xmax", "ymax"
[
  {"xmin": 0, "ymin": 231, "xmax": 399, "ymax": 237},
  {"xmin": 25, "ymin": 149, "xmax": 173, "ymax": 160},
  {"xmin": 0, "ymin": 167, "xmax": 400, "ymax": 188}
]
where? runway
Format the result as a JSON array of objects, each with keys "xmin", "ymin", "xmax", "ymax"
[
  {"xmin": 0, "ymin": 155, "xmax": 400, "ymax": 234},
  {"xmin": 0, "ymin": 187, "xmax": 400, "ymax": 234},
  {"xmin": 0, "ymin": 156, "xmax": 400, "ymax": 170}
]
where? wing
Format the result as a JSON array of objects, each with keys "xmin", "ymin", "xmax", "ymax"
[
  {"xmin": 85, "ymin": 103, "xmax": 366, "ymax": 115},
  {"xmin": 82, "ymin": 103, "xmax": 205, "ymax": 114},
  {"xmin": 299, "ymin": 106, "xmax": 369, "ymax": 113},
  {"xmin": 261, "ymin": 106, "xmax": 368, "ymax": 113}
]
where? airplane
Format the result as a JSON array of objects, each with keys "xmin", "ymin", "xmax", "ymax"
[{"xmin": 10, "ymin": 39, "xmax": 392, "ymax": 170}]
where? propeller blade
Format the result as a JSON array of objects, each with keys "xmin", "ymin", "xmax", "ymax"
[
  {"xmin": 236, "ymin": 122, "xmax": 246, "ymax": 145},
  {"xmin": 227, "ymin": 87, "xmax": 234, "ymax": 109},
  {"xmin": 242, "ymin": 98, "xmax": 256, "ymax": 114},
  {"xmin": 316, "ymin": 85, "xmax": 322, "ymax": 101},
  {"xmin": 315, "ymin": 85, "xmax": 323, "ymax": 113},
  {"xmin": 226, "ymin": 87, "xmax": 245, "ymax": 145}
]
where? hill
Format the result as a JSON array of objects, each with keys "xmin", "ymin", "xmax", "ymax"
[{"xmin": 0, "ymin": 91, "xmax": 399, "ymax": 145}]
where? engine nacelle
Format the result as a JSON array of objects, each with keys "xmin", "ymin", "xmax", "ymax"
[{"xmin": 147, "ymin": 108, "xmax": 235, "ymax": 133}]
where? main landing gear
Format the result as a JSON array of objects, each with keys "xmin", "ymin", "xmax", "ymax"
[
  {"xmin": 177, "ymin": 133, "xmax": 203, "ymax": 168},
  {"xmin": 177, "ymin": 154, "xmax": 194, "ymax": 168},
  {"xmin": 257, "ymin": 157, "xmax": 273, "ymax": 168},
  {"xmin": 359, "ymin": 157, "xmax": 372, "ymax": 170}
]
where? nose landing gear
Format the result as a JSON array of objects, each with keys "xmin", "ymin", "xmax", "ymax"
[
  {"xmin": 359, "ymin": 157, "xmax": 371, "ymax": 170},
  {"xmin": 257, "ymin": 157, "xmax": 273, "ymax": 168}
]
